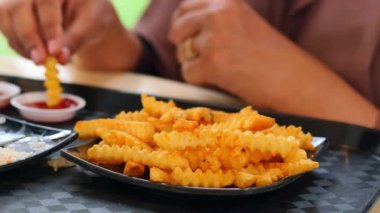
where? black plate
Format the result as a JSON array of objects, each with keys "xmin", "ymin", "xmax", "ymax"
[
  {"xmin": 61, "ymin": 137, "xmax": 327, "ymax": 196},
  {"xmin": 0, "ymin": 114, "xmax": 77, "ymax": 172}
]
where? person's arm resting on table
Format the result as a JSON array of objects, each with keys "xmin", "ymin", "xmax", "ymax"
[{"xmin": 169, "ymin": 0, "xmax": 379, "ymax": 129}]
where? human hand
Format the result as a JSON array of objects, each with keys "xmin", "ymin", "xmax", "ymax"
[
  {"xmin": 169, "ymin": 0, "xmax": 297, "ymax": 109},
  {"xmin": 169, "ymin": 0, "xmax": 380, "ymax": 128},
  {"xmin": 0, "ymin": 0, "xmax": 123, "ymax": 65}
]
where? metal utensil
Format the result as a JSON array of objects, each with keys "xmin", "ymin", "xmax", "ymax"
[
  {"xmin": 0, "ymin": 130, "xmax": 72, "ymax": 147},
  {"xmin": 0, "ymin": 135, "xmax": 28, "ymax": 147}
]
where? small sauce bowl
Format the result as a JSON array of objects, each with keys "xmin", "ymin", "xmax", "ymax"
[
  {"xmin": 0, "ymin": 81, "xmax": 21, "ymax": 109},
  {"xmin": 11, "ymin": 92, "xmax": 86, "ymax": 123}
]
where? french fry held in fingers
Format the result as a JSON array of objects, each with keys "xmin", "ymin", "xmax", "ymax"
[
  {"xmin": 75, "ymin": 94, "xmax": 319, "ymax": 188},
  {"xmin": 44, "ymin": 56, "xmax": 62, "ymax": 107}
]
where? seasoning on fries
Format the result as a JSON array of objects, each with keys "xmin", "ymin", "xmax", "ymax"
[{"xmin": 74, "ymin": 94, "xmax": 319, "ymax": 188}]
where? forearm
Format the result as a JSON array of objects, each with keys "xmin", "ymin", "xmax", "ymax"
[
  {"xmin": 73, "ymin": 26, "xmax": 142, "ymax": 71},
  {"xmin": 275, "ymin": 53, "xmax": 377, "ymax": 128},
  {"xmin": 221, "ymin": 40, "xmax": 378, "ymax": 129}
]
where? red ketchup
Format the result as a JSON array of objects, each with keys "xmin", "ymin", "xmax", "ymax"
[{"xmin": 25, "ymin": 98, "xmax": 77, "ymax": 109}]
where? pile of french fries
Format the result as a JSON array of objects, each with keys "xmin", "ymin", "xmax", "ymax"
[{"xmin": 74, "ymin": 95, "xmax": 319, "ymax": 188}]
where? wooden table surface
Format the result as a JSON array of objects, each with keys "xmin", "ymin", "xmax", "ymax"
[{"xmin": 0, "ymin": 56, "xmax": 245, "ymax": 108}]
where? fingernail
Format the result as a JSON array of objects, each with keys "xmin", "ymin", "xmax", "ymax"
[
  {"xmin": 48, "ymin": 39, "xmax": 61, "ymax": 55},
  {"xmin": 30, "ymin": 49, "xmax": 43, "ymax": 64},
  {"xmin": 57, "ymin": 46, "xmax": 71, "ymax": 64}
]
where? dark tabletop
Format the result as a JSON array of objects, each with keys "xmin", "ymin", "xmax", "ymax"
[{"xmin": 1, "ymin": 76, "xmax": 380, "ymax": 213}]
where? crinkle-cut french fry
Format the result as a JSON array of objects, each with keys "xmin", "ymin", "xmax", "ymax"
[
  {"xmin": 214, "ymin": 147, "xmax": 250, "ymax": 170},
  {"xmin": 141, "ymin": 94, "xmax": 179, "ymax": 118},
  {"xmin": 284, "ymin": 149, "xmax": 307, "ymax": 162},
  {"xmin": 46, "ymin": 88, "xmax": 62, "ymax": 103},
  {"xmin": 44, "ymin": 56, "xmax": 62, "ymax": 107},
  {"xmin": 150, "ymin": 167, "xmax": 171, "ymax": 183},
  {"xmin": 74, "ymin": 119, "xmax": 155, "ymax": 142},
  {"xmin": 255, "ymin": 168, "xmax": 283, "ymax": 187},
  {"xmin": 267, "ymin": 159, "xmax": 319, "ymax": 177},
  {"xmin": 153, "ymin": 130, "xmax": 218, "ymax": 150},
  {"xmin": 147, "ymin": 117, "xmax": 173, "ymax": 132},
  {"xmin": 243, "ymin": 163, "xmax": 267, "ymax": 175},
  {"xmin": 199, "ymin": 153, "xmax": 222, "ymax": 172},
  {"xmin": 244, "ymin": 115, "xmax": 275, "ymax": 131},
  {"xmin": 159, "ymin": 108, "xmax": 184, "ymax": 123},
  {"xmin": 96, "ymin": 128, "xmax": 152, "ymax": 151},
  {"xmin": 254, "ymin": 175, "xmax": 272, "ymax": 187},
  {"xmin": 218, "ymin": 131, "xmax": 299, "ymax": 158},
  {"xmin": 44, "ymin": 76, "xmax": 60, "ymax": 88},
  {"xmin": 212, "ymin": 107, "xmax": 256, "ymax": 124},
  {"xmin": 242, "ymin": 165, "xmax": 283, "ymax": 186},
  {"xmin": 87, "ymin": 143, "xmax": 124, "ymax": 164},
  {"xmin": 184, "ymin": 107, "xmax": 214, "ymax": 124},
  {"xmin": 250, "ymin": 151, "xmax": 275, "ymax": 163},
  {"xmin": 154, "ymin": 130, "xmax": 199, "ymax": 150},
  {"xmin": 239, "ymin": 106, "xmax": 258, "ymax": 115},
  {"xmin": 87, "ymin": 144, "xmax": 189, "ymax": 170},
  {"xmin": 181, "ymin": 148, "xmax": 205, "ymax": 171},
  {"xmin": 155, "ymin": 130, "xmax": 298, "ymax": 158},
  {"xmin": 250, "ymin": 150, "xmax": 266, "ymax": 164},
  {"xmin": 89, "ymin": 141, "xmax": 125, "ymax": 165},
  {"xmin": 211, "ymin": 110, "xmax": 233, "ymax": 123},
  {"xmin": 160, "ymin": 107, "xmax": 214, "ymax": 124},
  {"xmin": 115, "ymin": 110, "xmax": 149, "ymax": 121},
  {"xmin": 234, "ymin": 171, "xmax": 257, "ymax": 188},
  {"xmin": 124, "ymin": 161, "xmax": 145, "ymax": 177},
  {"xmin": 181, "ymin": 148, "xmax": 222, "ymax": 172},
  {"xmin": 264, "ymin": 124, "xmax": 314, "ymax": 150},
  {"xmin": 170, "ymin": 168, "xmax": 234, "ymax": 188},
  {"xmin": 201, "ymin": 114, "xmax": 275, "ymax": 132},
  {"xmin": 172, "ymin": 119, "xmax": 198, "ymax": 132}
]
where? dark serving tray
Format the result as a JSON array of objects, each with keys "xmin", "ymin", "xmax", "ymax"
[
  {"xmin": 0, "ymin": 75, "xmax": 379, "ymax": 212},
  {"xmin": 61, "ymin": 137, "xmax": 327, "ymax": 197},
  {"xmin": 0, "ymin": 114, "xmax": 77, "ymax": 172}
]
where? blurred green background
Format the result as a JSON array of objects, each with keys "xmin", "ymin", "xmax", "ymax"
[{"xmin": 0, "ymin": 0, "xmax": 150, "ymax": 56}]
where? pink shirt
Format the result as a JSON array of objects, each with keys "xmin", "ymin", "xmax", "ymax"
[{"xmin": 135, "ymin": 0, "xmax": 380, "ymax": 109}]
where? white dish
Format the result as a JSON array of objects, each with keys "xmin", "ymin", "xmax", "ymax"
[
  {"xmin": 10, "ymin": 91, "xmax": 86, "ymax": 123},
  {"xmin": 0, "ymin": 81, "xmax": 21, "ymax": 108}
]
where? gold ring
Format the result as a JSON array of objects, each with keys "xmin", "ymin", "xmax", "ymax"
[{"xmin": 184, "ymin": 38, "xmax": 199, "ymax": 61}]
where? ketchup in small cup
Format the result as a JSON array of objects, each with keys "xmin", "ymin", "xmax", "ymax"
[
  {"xmin": 25, "ymin": 98, "xmax": 78, "ymax": 109},
  {"xmin": 11, "ymin": 92, "xmax": 86, "ymax": 123}
]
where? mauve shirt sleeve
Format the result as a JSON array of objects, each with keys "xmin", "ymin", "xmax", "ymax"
[{"xmin": 133, "ymin": 0, "xmax": 182, "ymax": 80}]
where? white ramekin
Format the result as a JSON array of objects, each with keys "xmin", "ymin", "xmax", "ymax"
[
  {"xmin": 0, "ymin": 81, "xmax": 21, "ymax": 109},
  {"xmin": 11, "ymin": 91, "xmax": 86, "ymax": 123}
]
